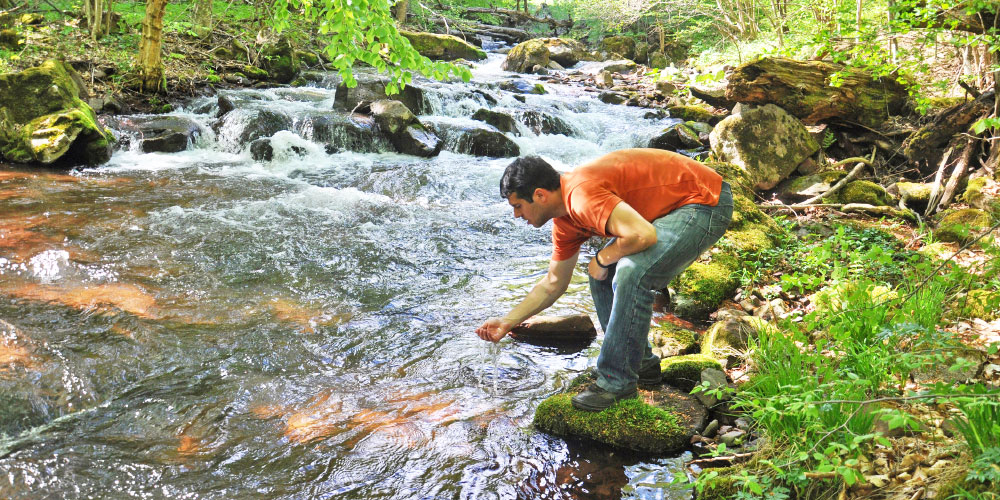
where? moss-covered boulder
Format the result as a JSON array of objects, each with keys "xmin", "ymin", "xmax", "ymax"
[
  {"xmin": 648, "ymin": 51, "xmax": 668, "ymax": 69},
  {"xmin": 934, "ymin": 208, "xmax": 992, "ymax": 244},
  {"xmin": 671, "ymin": 162, "xmax": 784, "ymax": 319},
  {"xmin": 709, "ymin": 103, "xmax": 820, "ymax": 190},
  {"xmin": 0, "ymin": 28, "xmax": 20, "ymax": 48},
  {"xmin": 601, "ymin": 36, "xmax": 635, "ymax": 60},
  {"xmin": 649, "ymin": 321, "xmax": 698, "ymax": 358},
  {"xmin": 534, "ymin": 372, "xmax": 707, "ymax": 453},
  {"xmin": 0, "ymin": 59, "xmax": 112, "ymax": 166},
  {"xmin": 241, "ymin": 65, "xmax": 269, "ymax": 81},
  {"xmin": 660, "ymin": 353, "xmax": 723, "ymax": 391},
  {"xmin": 700, "ymin": 315, "xmax": 776, "ymax": 361},
  {"xmin": 961, "ymin": 176, "xmax": 1000, "ymax": 216},
  {"xmin": 777, "ymin": 170, "xmax": 847, "ymax": 200},
  {"xmin": 890, "ymin": 181, "xmax": 933, "ymax": 211},
  {"xmin": 669, "ymin": 105, "xmax": 716, "ymax": 123},
  {"xmin": 401, "ymin": 30, "xmax": 486, "ymax": 61},
  {"xmin": 502, "ymin": 38, "xmax": 588, "ymax": 73},
  {"xmin": 260, "ymin": 38, "xmax": 300, "ymax": 84},
  {"xmin": 836, "ymin": 180, "xmax": 892, "ymax": 206},
  {"xmin": 649, "ymin": 122, "xmax": 700, "ymax": 151}
]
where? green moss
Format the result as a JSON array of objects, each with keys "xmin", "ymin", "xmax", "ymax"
[
  {"xmin": 295, "ymin": 50, "xmax": 319, "ymax": 67},
  {"xmin": 241, "ymin": 65, "xmax": 269, "ymax": 81},
  {"xmin": 533, "ymin": 388, "xmax": 691, "ymax": 453},
  {"xmin": 401, "ymin": 30, "xmax": 487, "ymax": 62},
  {"xmin": 649, "ymin": 322, "xmax": 698, "ymax": 356},
  {"xmin": 705, "ymin": 161, "xmax": 755, "ymax": 197},
  {"xmin": 660, "ymin": 354, "xmax": 723, "ymax": 391},
  {"xmin": 532, "ymin": 83, "xmax": 547, "ymax": 95},
  {"xmin": 669, "ymin": 105, "xmax": 715, "ymax": 123},
  {"xmin": 935, "ymin": 208, "xmax": 992, "ymax": 244},
  {"xmin": 697, "ymin": 466, "xmax": 742, "ymax": 499},
  {"xmin": 673, "ymin": 259, "xmax": 739, "ymax": 319},
  {"xmin": 837, "ymin": 180, "xmax": 891, "ymax": 206}
]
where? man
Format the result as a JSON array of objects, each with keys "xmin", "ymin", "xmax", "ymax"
[{"xmin": 475, "ymin": 148, "xmax": 733, "ymax": 411}]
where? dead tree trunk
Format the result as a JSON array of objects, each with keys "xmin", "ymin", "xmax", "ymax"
[
  {"xmin": 136, "ymin": 0, "xmax": 168, "ymax": 93},
  {"xmin": 395, "ymin": 0, "xmax": 408, "ymax": 24}
]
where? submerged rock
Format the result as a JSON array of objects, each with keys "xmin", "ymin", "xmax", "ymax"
[
  {"xmin": 471, "ymin": 109, "xmax": 519, "ymax": 135},
  {"xmin": 509, "ymin": 314, "xmax": 597, "ymax": 344},
  {"xmin": 534, "ymin": 371, "xmax": 706, "ymax": 453},
  {"xmin": 103, "ymin": 115, "xmax": 203, "ymax": 153},
  {"xmin": 0, "ymin": 59, "xmax": 113, "ymax": 166},
  {"xmin": 514, "ymin": 110, "xmax": 573, "ymax": 136}
]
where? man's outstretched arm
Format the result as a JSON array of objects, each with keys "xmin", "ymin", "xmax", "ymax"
[{"xmin": 476, "ymin": 253, "xmax": 579, "ymax": 342}]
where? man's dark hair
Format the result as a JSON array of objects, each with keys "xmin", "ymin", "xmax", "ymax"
[{"xmin": 500, "ymin": 155, "xmax": 561, "ymax": 201}]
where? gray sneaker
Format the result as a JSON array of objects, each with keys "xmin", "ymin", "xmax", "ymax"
[
  {"xmin": 571, "ymin": 383, "xmax": 638, "ymax": 411},
  {"xmin": 639, "ymin": 359, "xmax": 663, "ymax": 386}
]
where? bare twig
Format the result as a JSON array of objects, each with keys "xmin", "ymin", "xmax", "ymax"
[
  {"xmin": 686, "ymin": 451, "xmax": 758, "ymax": 466},
  {"xmin": 959, "ymin": 80, "xmax": 983, "ymax": 99},
  {"xmin": 800, "ymin": 154, "xmax": 875, "ymax": 205}
]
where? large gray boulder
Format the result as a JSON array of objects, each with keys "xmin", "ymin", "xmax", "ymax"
[
  {"xmin": 0, "ymin": 59, "xmax": 113, "ymax": 166},
  {"xmin": 103, "ymin": 115, "xmax": 203, "ymax": 153},
  {"xmin": 333, "ymin": 73, "xmax": 427, "ymax": 115},
  {"xmin": 423, "ymin": 118, "xmax": 520, "ymax": 157},
  {"xmin": 709, "ymin": 104, "xmax": 820, "ymax": 190},
  {"xmin": 370, "ymin": 100, "xmax": 441, "ymax": 157}
]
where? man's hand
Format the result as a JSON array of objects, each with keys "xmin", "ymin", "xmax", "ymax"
[
  {"xmin": 476, "ymin": 317, "xmax": 517, "ymax": 343},
  {"xmin": 588, "ymin": 256, "xmax": 609, "ymax": 281}
]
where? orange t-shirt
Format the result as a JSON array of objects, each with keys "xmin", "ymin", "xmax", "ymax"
[{"xmin": 551, "ymin": 148, "xmax": 723, "ymax": 261}]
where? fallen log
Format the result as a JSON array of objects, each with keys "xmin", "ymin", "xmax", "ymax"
[
  {"xmin": 464, "ymin": 7, "xmax": 573, "ymax": 28},
  {"xmin": 431, "ymin": 18, "xmax": 531, "ymax": 43},
  {"xmin": 902, "ymin": 90, "xmax": 994, "ymax": 172}
]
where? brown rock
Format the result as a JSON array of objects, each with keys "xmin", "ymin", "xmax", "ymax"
[{"xmin": 509, "ymin": 314, "xmax": 597, "ymax": 344}]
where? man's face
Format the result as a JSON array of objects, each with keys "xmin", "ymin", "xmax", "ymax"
[{"xmin": 507, "ymin": 192, "xmax": 546, "ymax": 228}]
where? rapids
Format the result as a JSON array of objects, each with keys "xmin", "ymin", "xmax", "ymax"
[{"xmin": 0, "ymin": 51, "xmax": 693, "ymax": 499}]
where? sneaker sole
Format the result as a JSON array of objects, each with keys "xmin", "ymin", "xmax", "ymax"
[{"xmin": 571, "ymin": 390, "xmax": 639, "ymax": 411}]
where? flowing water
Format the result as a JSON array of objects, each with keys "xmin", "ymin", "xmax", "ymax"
[{"xmin": 0, "ymin": 50, "xmax": 694, "ymax": 499}]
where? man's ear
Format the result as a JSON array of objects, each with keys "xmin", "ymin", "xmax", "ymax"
[{"xmin": 532, "ymin": 188, "xmax": 548, "ymax": 203}]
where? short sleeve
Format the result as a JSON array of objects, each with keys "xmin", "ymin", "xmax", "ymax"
[
  {"xmin": 551, "ymin": 218, "xmax": 588, "ymax": 261},
  {"xmin": 568, "ymin": 182, "xmax": 622, "ymax": 238}
]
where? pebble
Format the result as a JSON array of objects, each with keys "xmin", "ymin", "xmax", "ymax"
[{"xmin": 719, "ymin": 430, "xmax": 744, "ymax": 447}]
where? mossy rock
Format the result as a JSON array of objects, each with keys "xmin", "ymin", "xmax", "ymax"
[
  {"xmin": 700, "ymin": 316, "xmax": 776, "ymax": 360},
  {"xmin": 502, "ymin": 39, "xmax": 550, "ymax": 73},
  {"xmin": 600, "ymin": 36, "xmax": 636, "ymax": 60},
  {"xmin": 649, "ymin": 322, "xmax": 698, "ymax": 358},
  {"xmin": 260, "ymin": 38, "xmax": 299, "ymax": 84},
  {"xmin": 0, "ymin": 59, "xmax": 112, "ymax": 166},
  {"xmin": 648, "ymin": 51, "xmax": 668, "ymax": 69},
  {"xmin": 811, "ymin": 282, "xmax": 898, "ymax": 313},
  {"xmin": 961, "ymin": 176, "xmax": 1000, "ymax": 216},
  {"xmin": 294, "ymin": 50, "xmax": 320, "ymax": 67},
  {"xmin": 673, "ymin": 258, "xmax": 739, "ymax": 319},
  {"xmin": 401, "ymin": 30, "xmax": 486, "ymax": 62},
  {"xmin": 835, "ymin": 180, "xmax": 892, "ymax": 206},
  {"xmin": 241, "ymin": 65, "xmax": 270, "ymax": 81},
  {"xmin": 705, "ymin": 161, "xmax": 754, "ymax": 198},
  {"xmin": 660, "ymin": 353, "xmax": 723, "ymax": 391},
  {"xmin": 696, "ymin": 465, "xmax": 742, "ymax": 499},
  {"xmin": 934, "ymin": 208, "xmax": 992, "ymax": 244},
  {"xmin": 685, "ymin": 121, "xmax": 713, "ymax": 135},
  {"xmin": 962, "ymin": 289, "xmax": 1000, "ymax": 321},
  {"xmin": 533, "ymin": 372, "xmax": 706, "ymax": 453},
  {"xmin": 669, "ymin": 105, "xmax": 715, "ymax": 123}
]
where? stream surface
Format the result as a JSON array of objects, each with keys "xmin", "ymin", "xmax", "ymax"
[{"xmin": 0, "ymin": 49, "xmax": 694, "ymax": 499}]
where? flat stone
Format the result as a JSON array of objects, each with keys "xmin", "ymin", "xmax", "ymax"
[{"xmin": 510, "ymin": 314, "xmax": 596, "ymax": 345}]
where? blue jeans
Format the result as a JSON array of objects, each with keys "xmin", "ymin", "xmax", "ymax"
[{"xmin": 589, "ymin": 182, "xmax": 734, "ymax": 393}]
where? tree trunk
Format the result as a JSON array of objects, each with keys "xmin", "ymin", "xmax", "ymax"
[
  {"xmin": 136, "ymin": 0, "xmax": 168, "ymax": 93},
  {"xmin": 193, "ymin": 0, "xmax": 212, "ymax": 38},
  {"xmin": 84, "ymin": 0, "xmax": 114, "ymax": 40},
  {"xmin": 395, "ymin": 0, "xmax": 408, "ymax": 24}
]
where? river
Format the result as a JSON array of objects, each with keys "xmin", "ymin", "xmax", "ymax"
[{"xmin": 0, "ymin": 49, "xmax": 694, "ymax": 499}]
